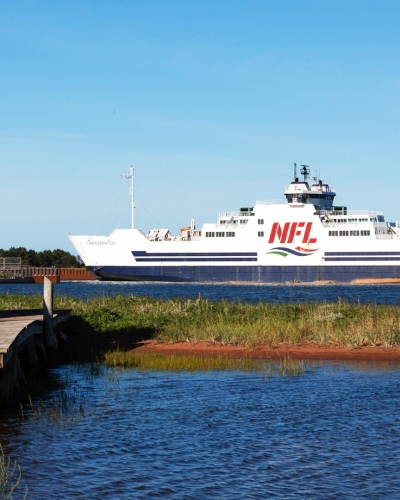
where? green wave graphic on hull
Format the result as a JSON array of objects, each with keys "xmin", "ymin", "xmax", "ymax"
[{"xmin": 266, "ymin": 251, "xmax": 288, "ymax": 257}]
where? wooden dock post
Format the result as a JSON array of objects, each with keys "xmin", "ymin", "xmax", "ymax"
[{"xmin": 43, "ymin": 277, "xmax": 57, "ymax": 347}]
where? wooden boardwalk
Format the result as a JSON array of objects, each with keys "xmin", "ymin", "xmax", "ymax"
[{"xmin": 0, "ymin": 309, "xmax": 70, "ymax": 401}]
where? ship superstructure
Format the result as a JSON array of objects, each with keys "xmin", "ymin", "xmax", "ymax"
[{"xmin": 68, "ymin": 165, "xmax": 400, "ymax": 283}]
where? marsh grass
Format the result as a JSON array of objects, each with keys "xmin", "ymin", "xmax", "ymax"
[
  {"xmin": 278, "ymin": 357, "xmax": 306, "ymax": 376},
  {"xmin": 0, "ymin": 445, "xmax": 27, "ymax": 499},
  {"xmin": 1, "ymin": 293, "xmax": 400, "ymax": 349},
  {"xmin": 104, "ymin": 351, "xmax": 308, "ymax": 376},
  {"xmin": 104, "ymin": 351, "xmax": 269, "ymax": 372}
]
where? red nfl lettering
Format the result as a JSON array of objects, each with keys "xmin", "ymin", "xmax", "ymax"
[
  {"xmin": 268, "ymin": 222, "xmax": 317, "ymax": 244},
  {"xmin": 268, "ymin": 222, "xmax": 290, "ymax": 244}
]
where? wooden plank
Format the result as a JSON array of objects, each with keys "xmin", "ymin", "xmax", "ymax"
[
  {"xmin": 3, "ymin": 324, "xmax": 44, "ymax": 366},
  {"xmin": 0, "ymin": 310, "xmax": 70, "ymax": 363},
  {"xmin": 0, "ymin": 307, "xmax": 70, "ymax": 401}
]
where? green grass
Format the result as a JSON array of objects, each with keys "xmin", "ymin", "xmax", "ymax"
[{"xmin": 1, "ymin": 293, "xmax": 400, "ymax": 349}]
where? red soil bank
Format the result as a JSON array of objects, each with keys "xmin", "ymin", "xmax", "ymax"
[
  {"xmin": 134, "ymin": 341, "xmax": 400, "ymax": 362},
  {"xmin": 66, "ymin": 331, "xmax": 400, "ymax": 362}
]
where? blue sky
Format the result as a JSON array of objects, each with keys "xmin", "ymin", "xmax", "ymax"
[{"xmin": 1, "ymin": 0, "xmax": 400, "ymax": 253}]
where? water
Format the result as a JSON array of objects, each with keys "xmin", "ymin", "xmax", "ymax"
[
  {"xmin": 3, "ymin": 362, "xmax": 400, "ymax": 499},
  {"xmin": 1, "ymin": 282, "xmax": 400, "ymax": 498},
  {"xmin": 1, "ymin": 280, "xmax": 400, "ymax": 303}
]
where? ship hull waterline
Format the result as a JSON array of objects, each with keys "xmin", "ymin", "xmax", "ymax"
[{"xmin": 88, "ymin": 265, "xmax": 400, "ymax": 283}]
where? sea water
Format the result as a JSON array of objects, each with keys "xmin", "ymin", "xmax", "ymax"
[
  {"xmin": 1, "ymin": 280, "xmax": 400, "ymax": 304},
  {"xmin": 1, "ymin": 282, "xmax": 400, "ymax": 498},
  {"xmin": 1, "ymin": 361, "xmax": 399, "ymax": 499}
]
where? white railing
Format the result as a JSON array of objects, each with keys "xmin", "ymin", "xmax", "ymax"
[
  {"xmin": 322, "ymin": 220, "xmax": 365, "ymax": 227},
  {"xmin": 218, "ymin": 211, "xmax": 240, "ymax": 218},
  {"xmin": 320, "ymin": 210, "xmax": 384, "ymax": 216},
  {"xmin": 256, "ymin": 200, "xmax": 286, "ymax": 205},
  {"xmin": 215, "ymin": 224, "xmax": 247, "ymax": 228},
  {"xmin": 375, "ymin": 234, "xmax": 397, "ymax": 240}
]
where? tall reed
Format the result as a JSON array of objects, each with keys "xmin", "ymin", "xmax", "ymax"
[{"xmin": 0, "ymin": 445, "xmax": 27, "ymax": 499}]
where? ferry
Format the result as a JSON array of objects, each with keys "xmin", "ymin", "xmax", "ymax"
[{"xmin": 68, "ymin": 165, "xmax": 400, "ymax": 283}]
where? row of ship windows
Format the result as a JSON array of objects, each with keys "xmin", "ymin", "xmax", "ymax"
[
  {"xmin": 205, "ymin": 232, "xmax": 236, "ymax": 237},
  {"xmin": 329, "ymin": 218, "xmax": 374, "ymax": 223},
  {"xmin": 219, "ymin": 220, "xmax": 248, "ymax": 224},
  {"xmin": 329, "ymin": 230, "xmax": 371, "ymax": 237},
  {"xmin": 287, "ymin": 194, "xmax": 334, "ymax": 200},
  {"xmin": 205, "ymin": 232, "xmax": 266, "ymax": 237}
]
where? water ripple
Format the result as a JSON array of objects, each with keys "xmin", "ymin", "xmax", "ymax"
[
  {"xmin": 2, "ymin": 280, "xmax": 400, "ymax": 304},
  {"xmin": 1, "ymin": 363, "xmax": 398, "ymax": 498}
]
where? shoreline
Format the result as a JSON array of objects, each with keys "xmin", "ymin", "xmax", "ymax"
[
  {"xmin": 136, "ymin": 341, "xmax": 400, "ymax": 362},
  {"xmin": 2, "ymin": 278, "xmax": 400, "ymax": 285},
  {"xmin": 67, "ymin": 333, "xmax": 400, "ymax": 362}
]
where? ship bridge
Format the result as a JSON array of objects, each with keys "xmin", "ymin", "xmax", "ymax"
[{"xmin": 284, "ymin": 164, "xmax": 336, "ymax": 210}]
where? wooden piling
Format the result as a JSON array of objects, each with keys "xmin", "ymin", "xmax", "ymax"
[{"xmin": 43, "ymin": 277, "xmax": 57, "ymax": 347}]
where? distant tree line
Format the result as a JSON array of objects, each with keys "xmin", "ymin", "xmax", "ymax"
[{"xmin": 0, "ymin": 247, "xmax": 83, "ymax": 268}]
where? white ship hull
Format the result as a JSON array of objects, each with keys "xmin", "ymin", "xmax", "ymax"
[{"xmin": 69, "ymin": 192, "xmax": 400, "ymax": 283}]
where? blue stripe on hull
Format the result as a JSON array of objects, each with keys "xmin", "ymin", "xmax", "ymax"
[
  {"xmin": 325, "ymin": 257, "xmax": 400, "ymax": 262},
  {"xmin": 325, "ymin": 252, "xmax": 400, "ymax": 256},
  {"xmin": 132, "ymin": 251, "xmax": 257, "ymax": 257},
  {"xmin": 134, "ymin": 257, "xmax": 258, "ymax": 262},
  {"xmin": 88, "ymin": 265, "xmax": 400, "ymax": 283}
]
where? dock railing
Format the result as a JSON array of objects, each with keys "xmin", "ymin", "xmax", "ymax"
[{"xmin": 0, "ymin": 257, "xmax": 21, "ymax": 271}]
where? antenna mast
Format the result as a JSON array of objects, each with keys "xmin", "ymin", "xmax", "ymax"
[
  {"xmin": 293, "ymin": 162, "xmax": 297, "ymax": 181},
  {"xmin": 130, "ymin": 166, "xmax": 135, "ymax": 230},
  {"xmin": 300, "ymin": 164, "xmax": 310, "ymax": 183}
]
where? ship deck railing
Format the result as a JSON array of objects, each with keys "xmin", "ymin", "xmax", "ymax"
[
  {"xmin": 215, "ymin": 223, "xmax": 248, "ymax": 228},
  {"xmin": 322, "ymin": 220, "xmax": 375, "ymax": 227},
  {"xmin": 375, "ymin": 234, "xmax": 400, "ymax": 240},
  {"xmin": 319, "ymin": 210, "xmax": 384, "ymax": 217},
  {"xmin": 255, "ymin": 200, "xmax": 286, "ymax": 206},
  {"xmin": 218, "ymin": 212, "xmax": 240, "ymax": 218},
  {"xmin": 219, "ymin": 211, "xmax": 258, "ymax": 218}
]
